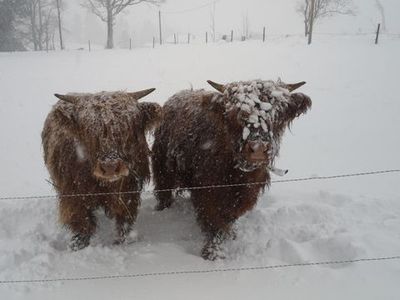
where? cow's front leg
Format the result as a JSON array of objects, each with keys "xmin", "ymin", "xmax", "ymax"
[
  {"xmin": 107, "ymin": 195, "xmax": 139, "ymax": 245},
  {"xmin": 114, "ymin": 217, "xmax": 134, "ymax": 245},
  {"xmin": 192, "ymin": 190, "xmax": 235, "ymax": 260},
  {"xmin": 201, "ymin": 229, "xmax": 232, "ymax": 260},
  {"xmin": 59, "ymin": 198, "xmax": 97, "ymax": 251}
]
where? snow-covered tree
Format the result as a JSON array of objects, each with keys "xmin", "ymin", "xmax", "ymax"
[
  {"xmin": 297, "ymin": 0, "xmax": 355, "ymax": 38},
  {"xmin": 375, "ymin": 0, "xmax": 386, "ymax": 32},
  {"xmin": 84, "ymin": 0, "xmax": 165, "ymax": 49}
]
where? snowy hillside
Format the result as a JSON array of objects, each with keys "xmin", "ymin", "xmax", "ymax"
[{"xmin": 0, "ymin": 34, "xmax": 400, "ymax": 299}]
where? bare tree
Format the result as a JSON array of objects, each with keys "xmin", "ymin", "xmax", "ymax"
[
  {"xmin": 84, "ymin": 0, "xmax": 165, "ymax": 49},
  {"xmin": 23, "ymin": 0, "xmax": 40, "ymax": 50},
  {"xmin": 43, "ymin": 4, "xmax": 57, "ymax": 50},
  {"xmin": 375, "ymin": 0, "xmax": 386, "ymax": 32},
  {"xmin": 37, "ymin": 0, "xmax": 43, "ymax": 49},
  {"xmin": 209, "ymin": 1, "xmax": 216, "ymax": 42},
  {"xmin": 297, "ymin": 0, "xmax": 355, "ymax": 38},
  {"xmin": 55, "ymin": 0, "xmax": 64, "ymax": 49},
  {"xmin": 21, "ymin": 0, "xmax": 58, "ymax": 50}
]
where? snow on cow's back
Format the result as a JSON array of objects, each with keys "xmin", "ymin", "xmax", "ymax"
[{"xmin": 163, "ymin": 89, "xmax": 220, "ymax": 117}]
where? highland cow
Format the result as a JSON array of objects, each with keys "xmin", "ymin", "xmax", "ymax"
[
  {"xmin": 152, "ymin": 79, "xmax": 311, "ymax": 260},
  {"xmin": 42, "ymin": 89, "xmax": 161, "ymax": 250}
]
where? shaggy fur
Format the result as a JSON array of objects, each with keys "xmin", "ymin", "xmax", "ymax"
[
  {"xmin": 42, "ymin": 91, "xmax": 161, "ymax": 250},
  {"xmin": 152, "ymin": 80, "xmax": 311, "ymax": 260}
]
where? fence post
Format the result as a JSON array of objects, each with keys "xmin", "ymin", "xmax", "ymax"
[
  {"xmin": 129, "ymin": 38, "xmax": 132, "ymax": 50},
  {"xmin": 263, "ymin": 27, "xmax": 266, "ymax": 42},
  {"xmin": 188, "ymin": 33, "xmax": 190, "ymax": 44},
  {"xmin": 88, "ymin": 40, "xmax": 91, "ymax": 52},
  {"xmin": 153, "ymin": 37, "xmax": 155, "ymax": 48},
  {"xmin": 206, "ymin": 32, "xmax": 208, "ymax": 44},
  {"xmin": 231, "ymin": 30, "xmax": 233, "ymax": 42},
  {"xmin": 158, "ymin": 10, "xmax": 162, "ymax": 45},
  {"xmin": 375, "ymin": 23, "xmax": 381, "ymax": 44},
  {"xmin": 174, "ymin": 33, "xmax": 177, "ymax": 44}
]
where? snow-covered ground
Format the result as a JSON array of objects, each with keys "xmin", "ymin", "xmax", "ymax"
[{"xmin": 0, "ymin": 34, "xmax": 400, "ymax": 299}]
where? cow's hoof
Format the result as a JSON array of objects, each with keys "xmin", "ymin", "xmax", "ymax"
[
  {"xmin": 201, "ymin": 245, "xmax": 225, "ymax": 261},
  {"xmin": 69, "ymin": 234, "xmax": 90, "ymax": 251}
]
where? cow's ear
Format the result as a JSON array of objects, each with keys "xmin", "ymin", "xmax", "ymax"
[{"xmin": 138, "ymin": 102, "xmax": 162, "ymax": 131}]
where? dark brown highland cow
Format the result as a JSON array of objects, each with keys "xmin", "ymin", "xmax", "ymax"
[
  {"xmin": 152, "ymin": 79, "xmax": 311, "ymax": 260},
  {"xmin": 42, "ymin": 89, "xmax": 161, "ymax": 250}
]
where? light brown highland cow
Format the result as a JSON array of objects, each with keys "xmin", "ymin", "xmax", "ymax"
[
  {"xmin": 42, "ymin": 89, "xmax": 161, "ymax": 250},
  {"xmin": 152, "ymin": 79, "xmax": 311, "ymax": 260}
]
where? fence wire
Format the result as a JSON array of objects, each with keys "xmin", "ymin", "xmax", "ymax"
[
  {"xmin": 0, "ymin": 169, "xmax": 399, "ymax": 284},
  {"xmin": 0, "ymin": 169, "xmax": 399, "ymax": 202},
  {"xmin": 1, "ymin": 255, "xmax": 399, "ymax": 284}
]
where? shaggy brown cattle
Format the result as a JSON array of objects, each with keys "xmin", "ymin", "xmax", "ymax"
[
  {"xmin": 42, "ymin": 89, "xmax": 161, "ymax": 250},
  {"xmin": 152, "ymin": 79, "xmax": 311, "ymax": 260}
]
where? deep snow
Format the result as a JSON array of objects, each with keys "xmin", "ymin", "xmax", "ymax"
[{"xmin": 0, "ymin": 34, "xmax": 400, "ymax": 299}]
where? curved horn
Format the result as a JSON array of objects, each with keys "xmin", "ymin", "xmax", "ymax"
[
  {"xmin": 286, "ymin": 81, "xmax": 306, "ymax": 92},
  {"xmin": 54, "ymin": 94, "xmax": 77, "ymax": 104},
  {"xmin": 207, "ymin": 80, "xmax": 225, "ymax": 93},
  {"xmin": 128, "ymin": 88, "xmax": 156, "ymax": 100}
]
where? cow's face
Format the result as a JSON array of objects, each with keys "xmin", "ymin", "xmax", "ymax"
[
  {"xmin": 208, "ymin": 80, "xmax": 311, "ymax": 172},
  {"xmin": 54, "ymin": 89, "xmax": 161, "ymax": 182}
]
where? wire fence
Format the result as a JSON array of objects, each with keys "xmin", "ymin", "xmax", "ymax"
[
  {"xmin": 0, "ymin": 169, "xmax": 399, "ymax": 202},
  {"xmin": 0, "ymin": 168, "xmax": 399, "ymax": 284},
  {"xmin": 1, "ymin": 255, "xmax": 399, "ymax": 284}
]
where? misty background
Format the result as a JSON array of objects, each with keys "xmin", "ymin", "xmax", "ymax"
[
  {"xmin": 1, "ymin": 0, "xmax": 399, "ymax": 51},
  {"xmin": 63, "ymin": 0, "xmax": 399, "ymax": 48}
]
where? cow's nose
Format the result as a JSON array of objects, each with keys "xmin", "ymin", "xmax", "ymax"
[
  {"xmin": 95, "ymin": 158, "xmax": 129, "ymax": 179},
  {"xmin": 100, "ymin": 160, "xmax": 121, "ymax": 176},
  {"xmin": 247, "ymin": 141, "xmax": 268, "ymax": 161}
]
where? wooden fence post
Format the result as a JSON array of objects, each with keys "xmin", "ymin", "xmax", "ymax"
[
  {"xmin": 375, "ymin": 23, "xmax": 381, "ymax": 44},
  {"xmin": 231, "ymin": 30, "xmax": 233, "ymax": 42},
  {"xmin": 153, "ymin": 37, "xmax": 155, "ymax": 48},
  {"xmin": 88, "ymin": 40, "xmax": 91, "ymax": 52},
  {"xmin": 129, "ymin": 38, "xmax": 132, "ymax": 50},
  {"xmin": 188, "ymin": 33, "xmax": 190, "ymax": 44},
  {"xmin": 263, "ymin": 27, "xmax": 266, "ymax": 42},
  {"xmin": 206, "ymin": 32, "xmax": 208, "ymax": 44}
]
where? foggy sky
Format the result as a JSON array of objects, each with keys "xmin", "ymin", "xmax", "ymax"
[{"xmin": 63, "ymin": 0, "xmax": 400, "ymax": 48}]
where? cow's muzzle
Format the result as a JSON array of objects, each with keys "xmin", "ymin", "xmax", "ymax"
[
  {"xmin": 235, "ymin": 141, "xmax": 269, "ymax": 172},
  {"xmin": 242, "ymin": 141, "xmax": 269, "ymax": 164},
  {"xmin": 93, "ymin": 158, "xmax": 129, "ymax": 182}
]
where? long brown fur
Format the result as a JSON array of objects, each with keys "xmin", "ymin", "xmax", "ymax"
[
  {"xmin": 42, "ymin": 91, "xmax": 161, "ymax": 250},
  {"xmin": 152, "ymin": 80, "xmax": 311, "ymax": 260}
]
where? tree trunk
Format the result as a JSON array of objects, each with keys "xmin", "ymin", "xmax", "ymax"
[
  {"xmin": 56, "ymin": 0, "xmax": 64, "ymax": 50},
  {"xmin": 38, "ymin": 0, "xmax": 43, "ymax": 50},
  {"xmin": 308, "ymin": 0, "xmax": 315, "ymax": 45},
  {"xmin": 106, "ymin": 9, "xmax": 114, "ymax": 49},
  {"xmin": 45, "ymin": 26, "xmax": 49, "ymax": 51},
  {"xmin": 30, "ymin": 2, "xmax": 38, "ymax": 51},
  {"xmin": 304, "ymin": 20, "xmax": 308, "ymax": 36}
]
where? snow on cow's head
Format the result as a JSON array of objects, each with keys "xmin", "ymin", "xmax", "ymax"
[
  {"xmin": 207, "ymin": 79, "xmax": 312, "ymax": 172},
  {"xmin": 53, "ymin": 89, "xmax": 161, "ymax": 182}
]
